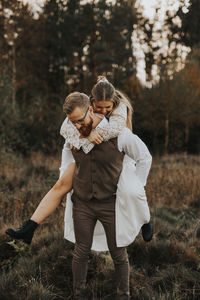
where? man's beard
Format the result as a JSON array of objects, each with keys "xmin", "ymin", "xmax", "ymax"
[{"xmin": 79, "ymin": 118, "xmax": 93, "ymax": 137}]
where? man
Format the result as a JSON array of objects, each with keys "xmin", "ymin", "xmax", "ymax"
[{"xmin": 60, "ymin": 92, "xmax": 152, "ymax": 300}]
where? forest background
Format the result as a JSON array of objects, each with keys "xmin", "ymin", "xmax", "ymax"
[
  {"xmin": 0, "ymin": 1, "xmax": 200, "ymax": 299},
  {"xmin": 1, "ymin": 0, "xmax": 200, "ymax": 156}
]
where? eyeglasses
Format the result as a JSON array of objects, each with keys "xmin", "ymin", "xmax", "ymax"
[{"xmin": 70, "ymin": 106, "xmax": 89, "ymax": 125}]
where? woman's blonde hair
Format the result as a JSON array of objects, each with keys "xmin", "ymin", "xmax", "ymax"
[{"xmin": 90, "ymin": 76, "xmax": 133, "ymax": 130}]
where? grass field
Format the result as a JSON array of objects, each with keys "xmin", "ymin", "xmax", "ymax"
[{"xmin": 0, "ymin": 151, "xmax": 200, "ymax": 300}]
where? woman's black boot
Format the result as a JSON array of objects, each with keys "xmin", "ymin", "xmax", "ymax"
[
  {"xmin": 141, "ymin": 222, "xmax": 153, "ymax": 242},
  {"xmin": 6, "ymin": 219, "xmax": 38, "ymax": 244}
]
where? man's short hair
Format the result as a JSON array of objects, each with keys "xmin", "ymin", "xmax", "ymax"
[{"xmin": 63, "ymin": 92, "xmax": 90, "ymax": 114}]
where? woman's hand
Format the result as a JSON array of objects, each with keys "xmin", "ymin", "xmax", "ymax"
[{"xmin": 88, "ymin": 129, "xmax": 103, "ymax": 144}]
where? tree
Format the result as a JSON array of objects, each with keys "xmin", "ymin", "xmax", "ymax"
[
  {"xmin": 172, "ymin": 49, "xmax": 200, "ymax": 152},
  {"xmin": 133, "ymin": 0, "xmax": 190, "ymax": 84},
  {"xmin": 177, "ymin": 0, "xmax": 200, "ymax": 48},
  {"xmin": 73, "ymin": 0, "xmax": 137, "ymax": 89},
  {"xmin": 0, "ymin": 0, "xmax": 9, "ymax": 69}
]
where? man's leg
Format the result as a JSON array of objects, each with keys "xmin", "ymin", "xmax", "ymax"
[
  {"xmin": 97, "ymin": 200, "xmax": 130, "ymax": 298},
  {"xmin": 72, "ymin": 200, "xmax": 97, "ymax": 299}
]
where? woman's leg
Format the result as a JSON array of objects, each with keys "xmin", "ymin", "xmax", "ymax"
[
  {"xmin": 6, "ymin": 163, "xmax": 75, "ymax": 243},
  {"xmin": 31, "ymin": 162, "xmax": 75, "ymax": 224}
]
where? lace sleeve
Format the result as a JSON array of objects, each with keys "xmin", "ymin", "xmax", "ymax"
[
  {"xmin": 60, "ymin": 117, "xmax": 75, "ymax": 140},
  {"xmin": 59, "ymin": 102, "xmax": 127, "ymax": 153},
  {"xmin": 99, "ymin": 102, "xmax": 127, "ymax": 141},
  {"xmin": 60, "ymin": 117, "xmax": 95, "ymax": 153},
  {"xmin": 60, "ymin": 118, "xmax": 79, "ymax": 146}
]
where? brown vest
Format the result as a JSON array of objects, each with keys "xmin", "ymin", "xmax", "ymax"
[{"xmin": 71, "ymin": 138, "xmax": 124, "ymax": 201}]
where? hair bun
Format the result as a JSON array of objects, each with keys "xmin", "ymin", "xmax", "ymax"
[{"xmin": 97, "ymin": 76, "xmax": 109, "ymax": 84}]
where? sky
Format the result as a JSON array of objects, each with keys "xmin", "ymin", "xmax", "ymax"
[
  {"xmin": 23, "ymin": 0, "xmax": 43, "ymax": 13},
  {"xmin": 23, "ymin": 0, "xmax": 188, "ymax": 17},
  {"xmin": 24, "ymin": 0, "xmax": 173, "ymax": 18}
]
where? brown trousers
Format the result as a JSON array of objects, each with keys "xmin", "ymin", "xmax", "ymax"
[{"xmin": 72, "ymin": 197, "xmax": 130, "ymax": 297}]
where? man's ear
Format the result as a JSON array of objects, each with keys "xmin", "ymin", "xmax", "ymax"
[{"xmin": 89, "ymin": 105, "xmax": 94, "ymax": 115}]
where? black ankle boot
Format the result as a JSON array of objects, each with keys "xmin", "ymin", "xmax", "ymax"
[
  {"xmin": 141, "ymin": 222, "xmax": 153, "ymax": 242},
  {"xmin": 6, "ymin": 219, "xmax": 38, "ymax": 244}
]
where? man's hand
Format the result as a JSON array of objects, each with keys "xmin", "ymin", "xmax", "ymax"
[{"xmin": 88, "ymin": 130, "xmax": 103, "ymax": 144}]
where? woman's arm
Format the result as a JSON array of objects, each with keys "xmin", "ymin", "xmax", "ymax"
[
  {"xmin": 31, "ymin": 162, "xmax": 75, "ymax": 224},
  {"xmin": 84, "ymin": 102, "xmax": 128, "ymax": 146},
  {"xmin": 59, "ymin": 104, "xmax": 127, "ymax": 152},
  {"xmin": 94, "ymin": 102, "xmax": 127, "ymax": 141}
]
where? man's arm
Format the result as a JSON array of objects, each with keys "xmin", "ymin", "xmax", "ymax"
[{"xmin": 118, "ymin": 128, "xmax": 152, "ymax": 186}]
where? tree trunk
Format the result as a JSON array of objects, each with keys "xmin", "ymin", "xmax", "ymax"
[
  {"xmin": 12, "ymin": 42, "xmax": 16, "ymax": 110},
  {"xmin": 184, "ymin": 124, "xmax": 189, "ymax": 154},
  {"xmin": 164, "ymin": 113, "xmax": 169, "ymax": 155}
]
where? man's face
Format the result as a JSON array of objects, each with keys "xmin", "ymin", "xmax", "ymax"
[
  {"xmin": 93, "ymin": 100, "xmax": 114, "ymax": 116},
  {"xmin": 67, "ymin": 106, "xmax": 93, "ymax": 137}
]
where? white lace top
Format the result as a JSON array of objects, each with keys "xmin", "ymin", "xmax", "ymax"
[{"xmin": 60, "ymin": 102, "xmax": 127, "ymax": 154}]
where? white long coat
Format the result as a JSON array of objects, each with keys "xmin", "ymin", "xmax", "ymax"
[{"xmin": 60, "ymin": 126, "xmax": 152, "ymax": 252}]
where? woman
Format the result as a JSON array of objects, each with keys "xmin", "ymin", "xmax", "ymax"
[
  {"xmin": 59, "ymin": 75, "xmax": 133, "ymax": 154},
  {"xmin": 6, "ymin": 77, "xmax": 152, "ymax": 245}
]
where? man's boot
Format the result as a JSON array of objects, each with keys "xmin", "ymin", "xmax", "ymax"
[
  {"xmin": 141, "ymin": 221, "xmax": 153, "ymax": 242},
  {"xmin": 6, "ymin": 219, "xmax": 38, "ymax": 244}
]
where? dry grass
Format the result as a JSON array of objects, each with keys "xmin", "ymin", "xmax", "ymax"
[
  {"xmin": 147, "ymin": 154, "xmax": 200, "ymax": 208},
  {"xmin": 0, "ymin": 151, "xmax": 200, "ymax": 299}
]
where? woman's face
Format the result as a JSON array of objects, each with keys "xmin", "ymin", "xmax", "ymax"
[{"xmin": 92, "ymin": 100, "xmax": 114, "ymax": 116}]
